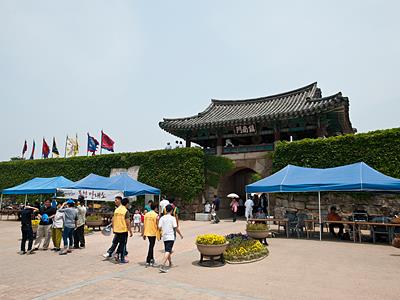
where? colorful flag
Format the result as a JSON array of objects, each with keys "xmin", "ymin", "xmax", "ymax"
[
  {"xmin": 74, "ymin": 133, "xmax": 79, "ymax": 156},
  {"xmin": 52, "ymin": 137, "xmax": 60, "ymax": 158},
  {"xmin": 87, "ymin": 133, "xmax": 99, "ymax": 155},
  {"xmin": 42, "ymin": 138, "xmax": 50, "ymax": 158},
  {"xmin": 29, "ymin": 140, "xmax": 35, "ymax": 160},
  {"xmin": 22, "ymin": 140, "xmax": 28, "ymax": 157},
  {"xmin": 66, "ymin": 135, "xmax": 79, "ymax": 157},
  {"xmin": 101, "ymin": 131, "xmax": 115, "ymax": 152}
]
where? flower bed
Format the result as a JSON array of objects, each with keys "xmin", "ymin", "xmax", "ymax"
[{"xmin": 224, "ymin": 233, "xmax": 269, "ymax": 263}]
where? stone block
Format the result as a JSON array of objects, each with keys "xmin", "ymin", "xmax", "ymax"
[{"xmin": 195, "ymin": 213, "xmax": 211, "ymax": 221}]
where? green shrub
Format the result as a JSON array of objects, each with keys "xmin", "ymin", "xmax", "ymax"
[
  {"xmin": 273, "ymin": 128, "xmax": 400, "ymax": 178},
  {"xmin": 86, "ymin": 215, "xmax": 102, "ymax": 221},
  {"xmin": 0, "ymin": 148, "xmax": 234, "ymax": 204}
]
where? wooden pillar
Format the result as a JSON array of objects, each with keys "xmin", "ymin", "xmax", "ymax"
[
  {"xmin": 274, "ymin": 126, "xmax": 280, "ymax": 141},
  {"xmin": 185, "ymin": 139, "xmax": 191, "ymax": 148},
  {"xmin": 216, "ymin": 136, "xmax": 223, "ymax": 156}
]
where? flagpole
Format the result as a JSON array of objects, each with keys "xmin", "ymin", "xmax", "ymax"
[
  {"xmin": 86, "ymin": 133, "xmax": 88, "ymax": 157},
  {"xmin": 52, "ymin": 137, "xmax": 54, "ymax": 158},
  {"xmin": 100, "ymin": 130, "xmax": 103, "ymax": 155},
  {"xmin": 64, "ymin": 135, "xmax": 68, "ymax": 158}
]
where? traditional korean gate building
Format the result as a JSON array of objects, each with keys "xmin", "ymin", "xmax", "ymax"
[{"xmin": 160, "ymin": 82, "xmax": 355, "ymax": 209}]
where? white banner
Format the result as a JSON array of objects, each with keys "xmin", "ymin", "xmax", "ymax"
[{"xmin": 57, "ymin": 189, "xmax": 122, "ymax": 202}]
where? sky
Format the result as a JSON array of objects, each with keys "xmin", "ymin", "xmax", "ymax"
[{"xmin": 0, "ymin": 0, "xmax": 399, "ymax": 161}]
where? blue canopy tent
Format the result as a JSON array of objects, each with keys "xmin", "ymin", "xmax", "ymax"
[
  {"xmin": 0, "ymin": 176, "xmax": 74, "ymax": 208},
  {"xmin": 66, "ymin": 173, "xmax": 110, "ymax": 190},
  {"xmin": 64, "ymin": 173, "xmax": 160, "ymax": 202},
  {"xmin": 246, "ymin": 162, "xmax": 400, "ymax": 240},
  {"xmin": 104, "ymin": 173, "xmax": 161, "ymax": 197}
]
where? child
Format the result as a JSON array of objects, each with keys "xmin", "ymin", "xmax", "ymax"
[
  {"xmin": 132, "ymin": 209, "xmax": 141, "ymax": 233},
  {"xmin": 19, "ymin": 205, "xmax": 39, "ymax": 255},
  {"xmin": 158, "ymin": 205, "xmax": 183, "ymax": 273}
]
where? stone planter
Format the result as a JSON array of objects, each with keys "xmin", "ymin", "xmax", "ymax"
[
  {"xmin": 196, "ymin": 242, "xmax": 229, "ymax": 256},
  {"xmin": 86, "ymin": 219, "xmax": 103, "ymax": 230},
  {"xmin": 246, "ymin": 230, "xmax": 269, "ymax": 240}
]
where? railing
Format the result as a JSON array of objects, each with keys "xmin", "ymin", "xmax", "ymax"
[{"xmin": 204, "ymin": 144, "xmax": 274, "ymax": 155}]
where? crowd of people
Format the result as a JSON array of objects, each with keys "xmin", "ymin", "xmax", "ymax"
[
  {"xmin": 19, "ymin": 194, "xmax": 184, "ymax": 273},
  {"xmin": 102, "ymin": 195, "xmax": 183, "ymax": 273},
  {"xmin": 19, "ymin": 195, "xmax": 87, "ymax": 255}
]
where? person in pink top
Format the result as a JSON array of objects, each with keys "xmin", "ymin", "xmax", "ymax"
[{"xmin": 230, "ymin": 198, "xmax": 239, "ymax": 222}]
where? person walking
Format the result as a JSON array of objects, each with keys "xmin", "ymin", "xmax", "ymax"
[
  {"xmin": 73, "ymin": 196, "xmax": 87, "ymax": 249},
  {"xmin": 159, "ymin": 196, "xmax": 170, "ymax": 215},
  {"xmin": 158, "ymin": 205, "xmax": 183, "ymax": 273},
  {"xmin": 59, "ymin": 200, "xmax": 78, "ymax": 255},
  {"xmin": 142, "ymin": 202, "xmax": 159, "ymax": 267},
  {"xmin": 103, "ymin": 197, "xmax": 132, "ymax": 263},
  {"xmin": 19, "ymin": 205, "xmax": 38, "ymax": 255},
  {"xmin": 51, "ymin": 204, "xmax": 64, "ymax": 252},
  {"xmin": 230, "ymin": 198, "xmax": 239, "ymax": 222},
  {"xmin": 244, "ymin": 197, "xmax": 254, "ymax": 221},
  {"xmin": 33, "ymin": 199, "xmax": 57, "ymax": 251}
]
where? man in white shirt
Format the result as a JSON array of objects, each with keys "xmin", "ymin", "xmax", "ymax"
[
  {"xmin": 158, "ymin": 205, "xmax": 183, "ymax": 273},
  {"xmin": 244, "ymin": 197, "xmax": 254, "ymax": 221},
  {"xmin": 159, "ymin": 196, "xmax": 170, "ymax": 215}
]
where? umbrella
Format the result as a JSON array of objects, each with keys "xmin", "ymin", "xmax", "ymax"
[{"xmin": 227, "ymin": 193, "xmax": 239, "ymax": 198}]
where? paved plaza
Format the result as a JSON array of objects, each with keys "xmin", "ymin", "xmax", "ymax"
[{"xmin": 0, "ymin": 220, "xmax": 399, "ymax": 300}]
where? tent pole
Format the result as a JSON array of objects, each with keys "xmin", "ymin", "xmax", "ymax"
[
  {"xmin": 318, "ymin": 191, "xmax": 322, "ymax": 241},
  {"xmin": 267, "ymin": 193, "xmax": 270, "ymax": 218},
  {"xmin": 0, "ymin": 194, "xmax": 3, "ymax": 210},
  {"xmin": 24, "ymin": 194, "xmax": 28, "ymax": 206}
]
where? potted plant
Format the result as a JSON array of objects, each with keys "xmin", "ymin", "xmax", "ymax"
[
  {"xmin": 85, "ymin": 214, "xmax": 103, "ymax": 230},
  {"xmin": 195, "ymin": 234, "xmax": 229, "ymax": 256},
  {"xmin": 246, "ymin": 223, "xmax": 269, "ymax": 240}
]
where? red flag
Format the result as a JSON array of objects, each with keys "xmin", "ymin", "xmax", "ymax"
[
  {"xmin": 22, "ymin": 140, "xmax": 28, "ymax": 157},
  {"xmin": 101, "ymin": 131, "xmax": 115, "ymax": 152},
  {"xmin": 42, "ymin": 138, "xmax": 50, "ymax": 158}
]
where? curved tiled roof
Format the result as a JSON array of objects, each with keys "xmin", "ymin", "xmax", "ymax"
[{"xmin": 159, "ymin": 82, "xmax": 350, "ymax": 131}]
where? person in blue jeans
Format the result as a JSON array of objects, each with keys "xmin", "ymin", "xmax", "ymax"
[{"xmin": 58, "ymin": 200, "xmax": 78, "ymax": 255}]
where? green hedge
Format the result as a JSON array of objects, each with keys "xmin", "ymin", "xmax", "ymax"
[
  {"xmin": 0, "ymin": 148, "xmax": 209, "ymax": 202},
  {"xmin": 273, "ymin": 127, "xmax": 400, "ymax": 178}
]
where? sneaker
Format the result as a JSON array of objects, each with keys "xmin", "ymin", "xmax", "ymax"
[
  {"xmin": 32, "ymin": 247, "xmax": 39, "ymax": 251},
  {"xmin": 150, "ymin": 259, "xmax": 155, "ymax": 267},
  {"xmin": 119, "ymin": 259, "xmax": 129, "ymax": 264},
  {"xmin": 18, "ymin": 251, "xmax": 26, "ymax": 255},
  {"xmin": 67, "ymin": 249, "xmax": 72, "ymax": 253},
  {"xmin": 102, "ymin": 253, "xmax": 111, "ymax": 259},
  {"xmin": 145, "ymin": 262, "xmax": 150, "ymax": 268},
  {"xmin": 26, "ymin": 250, "xmax": 35, "ymax": 255},
  {"xmin": 73, "ymin": 246, "xmax": 80, "ymax": 249},
  {"xmin": 51, "ymin": 248, "xmax": 58, "ymax": 251},
  {"xmin": 159, "ymin": 266, "xmax": 168, "ymax": 273},
  {"xmin": 59, "ymin": 250, "xmax": 68, "ymax": 255},
  {"xmin": 42, "ymin": 248, "xmax": 48, "ymax": 251}
]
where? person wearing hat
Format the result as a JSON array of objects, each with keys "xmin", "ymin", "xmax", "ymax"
[
  {"xmin": 73, "ymin": 195, "xmax": 87, "ymax": 249},
  {"xmin": 58, "ymin": 200, "xmax": 78, "ymax": 255}
]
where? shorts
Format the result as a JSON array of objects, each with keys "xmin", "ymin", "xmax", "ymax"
[{"xmin": 164, "ymin": 240, "xmax": 174, "ymax": 253}]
